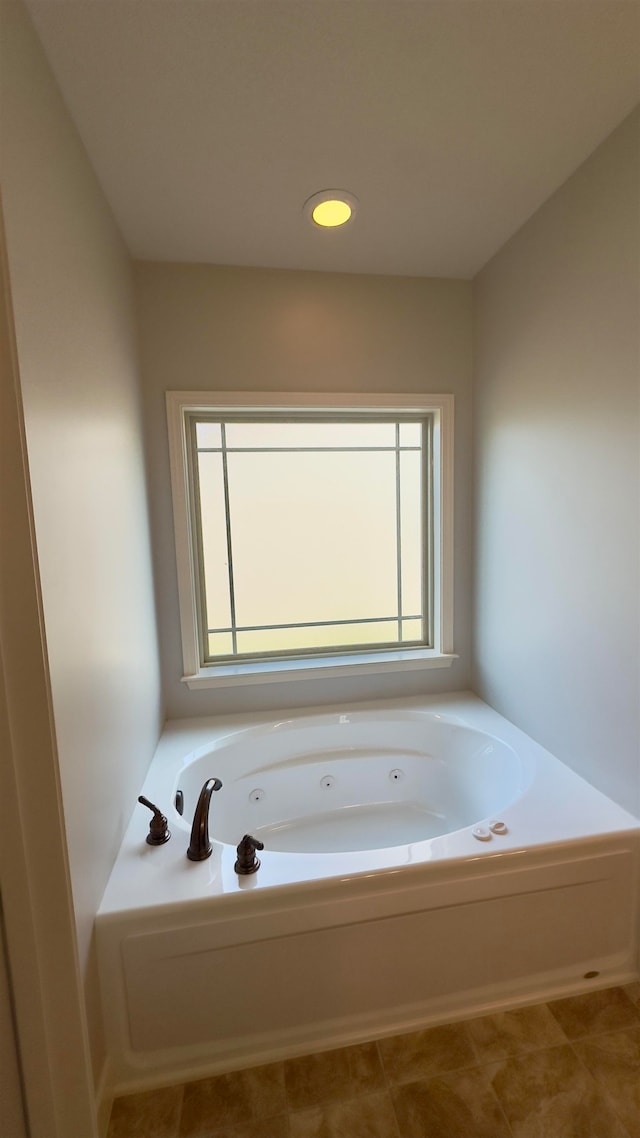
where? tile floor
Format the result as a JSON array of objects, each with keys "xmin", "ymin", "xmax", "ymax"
[{"xmin": 107, "ymin": 981, "xmax": 640, "ymax": 1137}]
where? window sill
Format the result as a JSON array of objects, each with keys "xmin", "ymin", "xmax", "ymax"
[{"xmin": 181, "ymin": 649, "xmax": 457, "ymax": 690}]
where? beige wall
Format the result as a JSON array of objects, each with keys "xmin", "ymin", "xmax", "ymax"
[
  {"xmin": 1, "ymin": 0, "xmax": 163, "ymax": 1082},
  {"xmin": 135, "ymin": 262, "xmax": 473, "ymax": 718},
  {"xmin": 473, "ymin": 108, "xmax": 640, "ymax": 814},
  {"xmin": 0, "ymin": 906, "xmax": 27, "ymax": 1138}
]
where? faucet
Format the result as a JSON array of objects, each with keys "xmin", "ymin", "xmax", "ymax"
[
  {"xmin": 137, "ymin": 795, "xmax": 171, "ymax": 845},
  {"xmin": 234, "ymin": 834, "xmax": 264, "ymax": 875},
  {"xmin": 187, "ymin": 777, "xmax": 222, "ymax": 861}
]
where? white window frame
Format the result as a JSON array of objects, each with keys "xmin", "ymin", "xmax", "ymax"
[{"xmin": 167, "ymin": 391, "xmax": 455, "ymax": 688}]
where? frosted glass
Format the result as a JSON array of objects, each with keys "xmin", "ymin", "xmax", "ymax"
[
  {"xmin": 196, "ymin": 422, "xmax": 222, "ymax": 449},
  {"xmin": 399, "ymin": 423, "xmax": 422, "ymax": 447},
  {"xmin": 401, "ymin": 619, "xmax": 423, "ymax": 642},
  {"xmin": 400, "ymin": 451, "xmax": 423, "ymax": 616},
  {"xmin": 227, "ymin": 450, "xmax": 398, "ymax": 628},
  {"xmin": 197, "ymin": 452, "xmax": 232, "ymax": 630},
  {"xmin": 236, "ymin": 620, "xmax": 399, "ymax": 656},
  {"xmin": 193, "ymin": 417, "xmax": 429, "ymax": 659},
  {"xmin": 224, "ymin": 421, "xmax": 396, "ymax": 449},
  {"xmin": 208, "ymin": 632, "xmax": 234, "ymax": 657}
]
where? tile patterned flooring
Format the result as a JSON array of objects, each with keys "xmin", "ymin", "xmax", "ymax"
[{"xmin": 107, "ymin": 982, "xmax": 640, "ymax": 1137}]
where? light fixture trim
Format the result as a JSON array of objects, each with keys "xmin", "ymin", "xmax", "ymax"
[{"xmin": 304, "ymin": 189, "xmax": 358, "ymax": 229}]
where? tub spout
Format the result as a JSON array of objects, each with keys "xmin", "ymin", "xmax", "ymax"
[{"xmin": 187, "ymin": 777, "xmax": 222, "ymax": 861}]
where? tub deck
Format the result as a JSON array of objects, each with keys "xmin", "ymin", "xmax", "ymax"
[{"xmin": 96, "ymin": 693, "xmax": 640, "ymax": 1095}]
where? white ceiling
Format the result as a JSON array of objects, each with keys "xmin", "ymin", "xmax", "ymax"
[{"xmin": 25, "ymin": 0, "xmax": 640, "ymax": 279}]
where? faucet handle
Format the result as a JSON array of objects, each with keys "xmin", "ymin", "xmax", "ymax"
[
  {"xmin": 138, "ymin": 795, "xmax": 171, "ymax": 845},
  {"xmin": 234, "ymin": 834, "xmax": 264, "ymax": 875}
]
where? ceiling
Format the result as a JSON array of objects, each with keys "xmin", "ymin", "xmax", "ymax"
[{"xmin": 25, "ymin": 0, "xmax": 640, "ymax": 279}]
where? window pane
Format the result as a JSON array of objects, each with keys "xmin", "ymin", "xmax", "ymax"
[
  {"xmin": 208, "ymin": 631, "xmax": 234, "ymax": 657},
  {"xmin": 197, "ymin": 452, "xmax": 232, "ymax": 630},
  {"xmin": 401, "ymin": 618, "xmax": 423, "ymax": 642},
  {"xmin": 196, "ymin": 422, "xmax": 222, "ymax": 449},
  {"xmin": 399, "ymin": 450, "xmax": 423, "ymax": 616},
  {"xmin": 399, "ymin": 423, "xmax": 422, "ymax": 447},
  {"xmin": 190, "ymin": 414, "xmax": 430, "ymax": 662},
  {"xmin": 227, "ymin": 450, "xmax": 398, "ymax": 628},
  {"xmin": 236, "ymin": 620, "xmax": 400, "ymax": 656},
  {"xmin": 224, "ymin": 421, "xmax": 396, "ymax": 449}
]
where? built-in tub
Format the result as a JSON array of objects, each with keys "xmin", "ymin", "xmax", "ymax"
[
  {"xmin": 177, "ymin": 711, "xmax": 531, "ymax": 856},
  {"xmin": 97, "ymin": 693, "xmax": 639, "ymax": 1095}
]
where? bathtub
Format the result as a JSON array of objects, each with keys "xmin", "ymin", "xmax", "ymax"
[{"xmin": 97, "ymin": 693, "xmax": 639, "ymax": 1095}]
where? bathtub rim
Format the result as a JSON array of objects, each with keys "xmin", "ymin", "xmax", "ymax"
[
  {"xmin": 98, "ymin": 691, "xmax": 640, "ymax": 920},
  {"xmin": 171, "ymin": 705, "xmax": 534, "ymax": 852}
]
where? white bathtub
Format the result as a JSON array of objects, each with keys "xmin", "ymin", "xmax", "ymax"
[
  {"xmin": 97, "ymin": 693, "xmax": 639, "ymax": 1095},
  {"xmin": 177, "ymin": 711, "xmax": 531, "ymax": 857}
]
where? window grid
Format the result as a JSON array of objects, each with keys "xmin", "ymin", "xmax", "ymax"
[
  {"xmin": 206, "ymin": 614, "xmax": 424, "ymax": 636},
  {"xmin": 395, "ymin": 422, "xmax": 403, "ymax": 643},
  {"xmin": 219, "ymin": 422, "xmax": 238, "ymax": 656},
  {"xmin": 189, "ymin": 413, "xmax": 431, "ymax": 665}
]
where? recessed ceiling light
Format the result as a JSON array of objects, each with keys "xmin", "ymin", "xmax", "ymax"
[{"xmin": 304, "ymin": 190, "xmax": 358, "ymax": 229}]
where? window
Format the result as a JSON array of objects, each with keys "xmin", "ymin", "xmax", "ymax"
[{"xmin": 167, "ymin": 393, "xmax": 454, "ymax": 687}]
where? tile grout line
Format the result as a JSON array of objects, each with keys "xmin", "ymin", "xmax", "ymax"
[
  {"xmin": 376, "ymin": 1023, "xmax": 519, "ymax": 1138},
  {"xmin": 283, "ymin": 1043, "xmax": 393, "ymax": 1132},
  {"xmin": 175, "ymin": 1023, "xmax": 633, "ymax": 1138},
  {"xmin": 567, "ymin": 1037, "xmax": 635, "ymax": 1138},
  {"xmin": 175, "ymin": 1082, "xmax": 186, "ymax": 1138},
  {"xmin": 458, "ymin": 1020, "xmax": 518, "ymax": 1138},
  {"xmin": 374, "ymin": 1038, "xmax": 403, "ymax": 1138},
  {"xmin": 545, "ymin": 990, "xmax": 640, "ymax": 1044},
  {"xmin": 282, "ymin": 1061, "xmax": 293, "ymax": 1138},
  {"xmin": 551, "ymin": 1018, "xmax": 640, "ymax": 1043}
]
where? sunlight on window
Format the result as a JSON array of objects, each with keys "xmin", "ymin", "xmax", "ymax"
[{"xmin": 192, "ymin": 417, "xmax": 428, "ymax": 661}]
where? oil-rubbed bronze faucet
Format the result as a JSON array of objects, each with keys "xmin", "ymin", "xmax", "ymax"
[
  {"xmin": 187, "ymin": 777, "xmax": 222, "ymax": 861},
  {"xmin": 138, "ymin": 796, "xmax": 171, "ymax": 845},
  {"xmin": 234, "ymin": 834, "xmax": 264, "ymax": 875}
]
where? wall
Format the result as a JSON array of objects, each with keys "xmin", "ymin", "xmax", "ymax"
[
  {"xmin": 135, "ymin": 262, "xmax": 473, "ymax": 718},
  {"xmin": 1, "ymin": 192, "xmax": 100, "ymax": 1136},
  {"xmin": 473, "ymin": 108, "xmax": 640, "ymax": 815},
  {"xmin": 0, "ymin": 0, "xmax": 163, "ymax": 1083},
  {"xmin": 0, "ymin": 905, "xmax": 27, "ymax": 1138}
]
